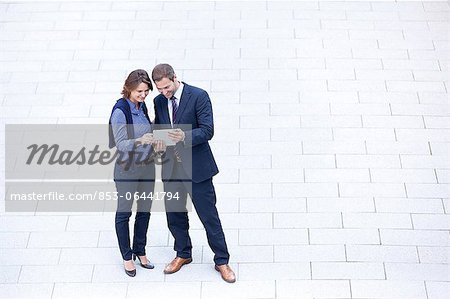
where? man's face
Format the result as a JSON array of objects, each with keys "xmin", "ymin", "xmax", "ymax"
[{"xmin": 155, "ymin": 76, "xmax": 178, "ymax": 99}]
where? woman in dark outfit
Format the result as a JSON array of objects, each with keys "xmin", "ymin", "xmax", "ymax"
[{"xmin": 109, "ymin": 69, "xmax": 164, "ymax": 277}]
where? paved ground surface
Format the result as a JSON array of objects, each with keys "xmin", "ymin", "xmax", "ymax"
[{"xmin": 0, "ymin": 1, "xmax": 449, "ymax": 298}]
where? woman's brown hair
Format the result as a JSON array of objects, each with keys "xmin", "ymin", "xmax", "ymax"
[{"xmin": 121, "ymin": 69, "xmax": 153, "ymax": 99}]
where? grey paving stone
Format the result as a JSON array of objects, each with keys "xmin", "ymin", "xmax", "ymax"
[{"xmin": 0, "ymin": 1, "xmax": 448, "ymax": 298}]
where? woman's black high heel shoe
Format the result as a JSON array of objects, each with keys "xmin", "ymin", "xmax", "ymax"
[
  {"xmin": 133, "ymin": 254, "xmax": 155, "ymax": 269},
  {"xmin": 124, "ymin": 260, "xmax": 136, "ymax": 277}
]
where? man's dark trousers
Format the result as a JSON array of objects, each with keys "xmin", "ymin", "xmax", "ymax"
[{"xmin": 165, "ymin": 161, "xmax": 229, "ymax": 265}]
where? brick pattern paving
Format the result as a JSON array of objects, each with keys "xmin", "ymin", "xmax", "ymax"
[{"xmin": 0, "ymin": 1, "xmax": 449, "ymax": 298}]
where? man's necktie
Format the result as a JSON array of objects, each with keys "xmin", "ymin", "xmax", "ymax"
[
  {"xmin": 170, "ymin": 96, "xmax": 182, "ymax": 162},
  {"xmin": 171, "ymin": 96, "xmax": 178, "ymax": 124}
]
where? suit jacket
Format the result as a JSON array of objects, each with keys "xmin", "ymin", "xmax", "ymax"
[{"xmin": 153, "ymin": 82, "xmax": 219, "ymax": 183}]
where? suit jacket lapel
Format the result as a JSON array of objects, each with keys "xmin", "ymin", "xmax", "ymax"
[
  {"xmin": 160, "ymin": 96, "xmax": 170, "ymax": 124},
  {"xmin": 175, "ymin": 83, "xmax": 190, "ymax": 125}
]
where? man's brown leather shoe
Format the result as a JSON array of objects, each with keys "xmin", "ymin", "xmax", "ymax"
[
  {"xmin": 215, "ymin": 264, "xmax": 236, "ymax": 283},
  {"xmin": 163, "ymin": 257, "xmax": 192, "ymax": 274}
]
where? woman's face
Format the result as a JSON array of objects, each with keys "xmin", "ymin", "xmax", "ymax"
[{"xmin": 129, "ymin": 82, "xmax": 150, "ymax": 105}]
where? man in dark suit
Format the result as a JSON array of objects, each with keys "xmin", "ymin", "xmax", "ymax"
[{"xmin": 152, "ymin": 63, "xmax": 235, "ymax": 283}]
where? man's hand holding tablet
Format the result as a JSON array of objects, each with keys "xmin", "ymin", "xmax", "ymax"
[
  {"xmin": 153, "ymin": 129, "xmax": 184, "ymax": 146},
  {"xmin": 168, "ymin": 128, "xmax": 185, "ymax": 143}
]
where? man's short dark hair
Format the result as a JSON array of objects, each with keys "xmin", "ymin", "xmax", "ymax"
[{"xmin": 152, "ymin": 63, "xmax": 175, "ymax": 82}]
